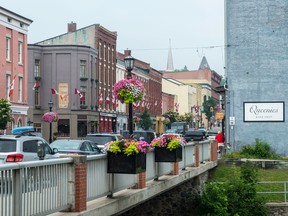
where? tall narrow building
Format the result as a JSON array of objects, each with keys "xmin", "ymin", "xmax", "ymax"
[{"xmin": 166, "ymin": 39, "xmax": 174, "ymax": 71}]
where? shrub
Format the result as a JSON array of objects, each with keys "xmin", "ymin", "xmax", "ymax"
[
  {"xmin": 188, "ymin": 161, "xmax": 269, "ymax": 216},
  {"xmin": 224, "ymin": 138, "xmax": 282, "ymax": 160}
]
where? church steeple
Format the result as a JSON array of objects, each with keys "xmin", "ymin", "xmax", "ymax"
[
  {"xmin": 199, "ymin": 56, "xmax": 210, "ymax": 70},
  {"xmin": 166, "ymin": 39, "xmax": 174, "ymax": 71}
]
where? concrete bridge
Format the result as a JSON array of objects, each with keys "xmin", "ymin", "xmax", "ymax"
[{"xmin": 0, "ymin": 141, "xmax": 218, "ymax": 216}]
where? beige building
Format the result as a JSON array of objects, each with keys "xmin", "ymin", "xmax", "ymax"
[{"xmin": 162, "ymin": 78, "xmax": 196, "ymax": 115}]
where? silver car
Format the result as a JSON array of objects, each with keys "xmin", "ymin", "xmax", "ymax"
[{"xmin": 0, "ymin": 135, "xmax": 59, "ymax": 164}]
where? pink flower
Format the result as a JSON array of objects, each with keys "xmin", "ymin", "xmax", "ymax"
[
  {"xmin": 42, "ymin": 112, "xmax": 58, "ymax": 123},
  {"xmin": 113, "ymin": 78, "xmax": 145, "ymax": 104}
]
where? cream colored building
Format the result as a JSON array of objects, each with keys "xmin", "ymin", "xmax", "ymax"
[{"xmin": 162, "ymin": 78, "xmax": 196, "ymax": 115}]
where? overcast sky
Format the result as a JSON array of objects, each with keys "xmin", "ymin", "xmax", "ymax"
[{"xmin": 2, "ymin": 0, "xmax": 225, "ymax": 75}]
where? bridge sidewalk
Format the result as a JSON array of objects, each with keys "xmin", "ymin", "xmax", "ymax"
[{"xmin": 49, "ymin": 160, "xmax": 217, "ymax": 216}]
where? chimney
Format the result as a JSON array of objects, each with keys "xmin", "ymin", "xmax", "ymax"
[
  {"xmin": 124, "ymin": 49, "xmax": 131, "ymax": 57},
  {"xmin": 68, "ymin": 22, "xmax": 76, "ymax": 33}
]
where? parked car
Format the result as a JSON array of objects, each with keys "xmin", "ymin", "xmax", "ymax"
[
  {"xmin": 85, "ymin": 133, "xmax": 124, "ymax": 150},
  {"xmin": 0, "ymin": 135, "xmax": 59, "ymax": 164},
  {"xmin": 12, "ymin": 126, "xmax": 42, "ymax": 137},
  {"xmin": 122, "ymin": 130, "xmax": 156, "ymax": 143},
  {"xmin": 206, "ymin": 130, "xmax": 218, "ymax": 140},
  {"xmin": 50, "ymin": 139, "xmax": 102, "ymax": 155},
  {"xmin": 183, "ymin": 130, "xmax": 205, "ymax": 142}
]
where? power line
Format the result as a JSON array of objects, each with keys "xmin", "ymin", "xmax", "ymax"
[{"xmin": 118, "ymin": 45, "xmax": 227, "ymax": 52}]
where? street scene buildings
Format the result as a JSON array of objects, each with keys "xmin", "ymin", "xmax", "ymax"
[{"xmin": 1, "ymin": 6, "xmax": 223, "ymax": 143}]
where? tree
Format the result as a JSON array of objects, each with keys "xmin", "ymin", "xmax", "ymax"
[
  {"xmin": 163, "ymin": 110, "xmax": 179, "ymax": 128},
  {"xmin": 0, "ymin": 99, "xmax": 12, "ymax": 130},
  {"xmin": 139, "ymin": 108, "xmax": 153, "ymax": 130},
  {"xmin": 202, "ymin": 97, "xmax": 216, "ymax": 121},
  {"xmin": 178, "ymin": 112, "xmax": 194, "ymax": 127}
]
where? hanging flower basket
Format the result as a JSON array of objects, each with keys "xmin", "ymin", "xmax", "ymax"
[
  {"xmin": 42, "ymin": 112, "xmax": 59, "ymax": 123},
  {"xmin": 113, "ymin": 78, "xmax": 145, "ymax": 104}
]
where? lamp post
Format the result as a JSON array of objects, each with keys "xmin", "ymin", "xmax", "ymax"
[
  {"xmin": 124, "ymin": 55, "xmax": 135, "ymax": 137},
  {"xmin": 48, "ymin": 100, "xmax": 53, "ymax": 143}
]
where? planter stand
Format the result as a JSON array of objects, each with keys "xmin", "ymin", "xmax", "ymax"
[
  {"xmin": 107, "ymin": 152, "xmax": 146, "ymax": 174},
  {"xmin": 154, "ymin": 147, "xmax": 182, "ymax": 162}
]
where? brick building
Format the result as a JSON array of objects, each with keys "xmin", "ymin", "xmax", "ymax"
[
  {"xmin": 0, "ymin": 7, "xmax": 32, "ymax": 132},
  {"xmin": 36, "ymin": 22, "xmax": 117, "ymax": 133}
]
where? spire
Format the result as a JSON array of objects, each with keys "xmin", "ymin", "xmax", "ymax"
[
  {"xmin": 199, "ymin": 56, "xmax": 210, "ymax": 70},
  {"xmin": 166, "ymin": 39, "xmax": 174, "ymax": 71}
]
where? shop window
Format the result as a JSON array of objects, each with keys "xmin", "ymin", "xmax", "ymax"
[
  {"xmin": 77, "ymin": 121, "xmax": 87, "ymax": 138},
  {"xmin": 58, "ymin": 119, "xmax": 70, "ymax": 137}
]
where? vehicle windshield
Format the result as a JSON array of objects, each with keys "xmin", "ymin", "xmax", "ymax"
[
  {"xmin": 50, "ymin": 140, "xmax": 81, "ymax": 150},
  {"xmin": 0, "ymin": 139, "xmax": 17, "ymax": 152}
]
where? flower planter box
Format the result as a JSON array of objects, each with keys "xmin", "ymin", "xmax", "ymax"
[
  {"xmin": 107, "ymin": 152, "xmax": 146, "ymax": 174},
  {"xmin": 154, "ymin": 147, "xmax": 182, "ymax": 162}
]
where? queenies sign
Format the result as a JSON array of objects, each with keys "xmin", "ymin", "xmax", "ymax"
[{"xmin": 243, "ymin": 102, "xmax": 285, "ymax": 122}]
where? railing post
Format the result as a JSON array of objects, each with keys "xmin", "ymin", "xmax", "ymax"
[
  {"xmin": 195, "ymin": 143, "xmax": 200, "ymax": 167},
  {"xmin": 138, "ymin": 172, "xmax": 146, "ymax": 189},
  {"xmin": 64, "ymin": 155, "xmax": 87, "ymax": 212},
  {"xmin": 173, "ymin": 162, "xmax": 179, "ymax": 175},
  {"xmin": 210, "ymin": 141, "xmax": 218, "ymax": 161},
  {"xmin": 13, "ymin": 168, "xmax": 22, "ymax": 216}
]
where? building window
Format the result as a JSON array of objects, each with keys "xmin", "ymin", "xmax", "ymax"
[
  {"xmin": 77, "ymin": 121, "xmax": 87, "ymax": 138},
  {"xmin": 6, "ymin": 37, "xmax": 10, "ymax": 61},
  {"xmin": 34, "ymin": 59, "xmax": 40, "ymax": 78},
  {"xmin": 35, "ymin": 88, "xmax": 40, "ymax": 106},
  {"xmin": 80, "ymin": 60, "xmax": 87, "ymax": 77},
  {"xmin": 7, "ymin": 18, "xmax": 11, "ymax": 23},
  {"xmin": 18, "ymin": 77, "xmax": 23, "ymax": 102},
  {"xmin": 6, "ymin": 74, "xmax": 11, "ymax": 98},
  {"xmin": 80, "ymin": 87, "xmax": 86, "ymax": 105},
  {"xmin": 18, "ymin": 41, "xmax": 23, "ymax": 64},
  {"xmin": 58, "ymin": 119, "xmax": 70, "ymax": 137}
]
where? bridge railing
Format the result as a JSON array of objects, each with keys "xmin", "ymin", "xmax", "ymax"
[{"xmin": 0, "ymin": 140, "xmax": 216, "ymax": 215}]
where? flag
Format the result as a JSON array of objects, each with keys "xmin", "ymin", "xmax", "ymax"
[
  {"xmin": 106, "ymin": 95, "xmax": 110, "ymax": 104},
  {"xmin": 112, "ymin": 94, "xmax": 116, "ymax": 106},
  {"xmin": 99, "ymin": 91, "xmax": 103, "ymax": 105},
  {"xmin": 75, "ymin": 88, "xmax": 84, "ymax": 101},
  {"xmin": 141, "ymin": 101, "xmax": 145, "ymax": 110},
  {"xmin": 32, "ymin": 80, "xmax": 39, "ymax": 90},
  {"xmin": 51, "ymin": 88, "xmax": 59, "ymax": 95},
  {"xmin": 8, "ymin": 75, "xmax": 16, "ymax": 97},
  {"xmin": 175, "ymin": 103, "xmax": 180, "ymax": 112}
]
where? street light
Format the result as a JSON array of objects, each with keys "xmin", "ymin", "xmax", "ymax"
[
  {"xmin": 124, "ymin": 55, "xmax": 135, "ymax": 136},
  {"xmin": 48, "ymin": 100, "xmax": 54, "ymax": 143}
]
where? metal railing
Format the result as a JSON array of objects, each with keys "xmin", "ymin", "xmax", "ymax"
[
  {"xmin": 257, "ymin": 181, "xmax": 288, "ymax": 203},
  {"xmin": 0, "ymin": 140, "xmax": 212, "ymax": 215}
]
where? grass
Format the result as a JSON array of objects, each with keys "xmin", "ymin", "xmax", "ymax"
[{"xmin": 210, "ymin": 163, "xmax": 288, "ymax": 203}]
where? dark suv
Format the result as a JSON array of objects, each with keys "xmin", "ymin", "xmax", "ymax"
[{"xmin": 85, "ymin": 133, "xmax": 124, "ymax": 151}]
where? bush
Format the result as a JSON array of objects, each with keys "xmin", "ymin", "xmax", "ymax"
[
  {"xmin": 224, "ymin": 138, "xmax": 282, "ymax": 160},
  {"xmin": 188, "ymin": 161, "xmax": 269, "ymax": 216}
]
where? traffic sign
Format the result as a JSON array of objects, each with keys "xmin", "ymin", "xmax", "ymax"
[{"xmin": 215, "ymin": 112, "xmax": 224, "ymax": 120}]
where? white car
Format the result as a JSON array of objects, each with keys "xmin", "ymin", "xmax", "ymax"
[{"xmin": 0, "ymin": 135, "xmax": 59, "ymax": 164}]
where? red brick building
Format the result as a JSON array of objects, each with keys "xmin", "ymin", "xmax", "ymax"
[{"xmin": 0, "ymin": 7, "xmax": 32, "ymax": 132}]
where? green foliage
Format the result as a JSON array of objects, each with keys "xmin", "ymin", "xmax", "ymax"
[
  {"xmin": 202, "ymin": 97, "xmax": 216, "ymax": 121},
  {"xmin": 174, "ymin": 65, "xmax": 189, "ymax": 72},
  {"xmin": 178, "ymin": 112, "xmax": 193, "ymax": 126},
  {"xmin": 188, "ymin": 162, "xmax": 268, "ymax": 216},
  {"xmin": 224, "ymin": 138, "xmax": 282, "ymax": 160},
  {"xmin": 139, "ymin": 108, "xmax": 153, "ymax": 130},
  {"xmin": 0, "ymin": 99, "xmax": 12, "ymax": 130},
  {"xmin": 163, "ymin": 110, "xmax": 179, "ymax": 128}
]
